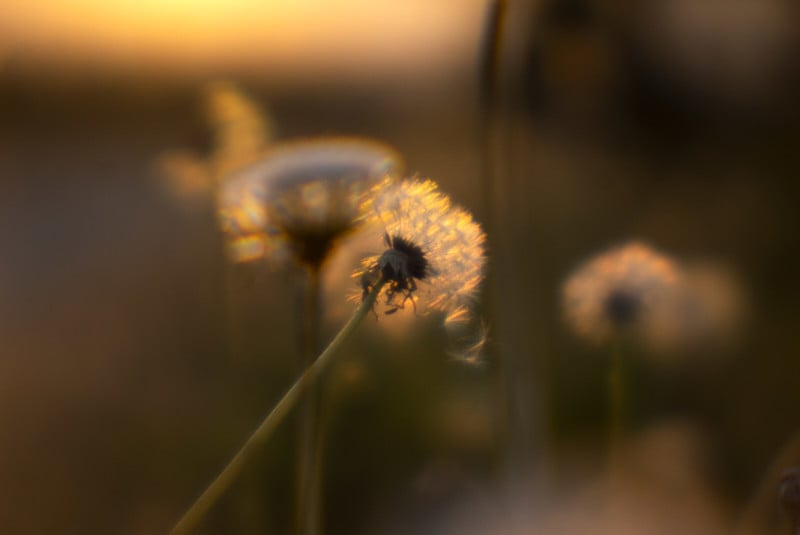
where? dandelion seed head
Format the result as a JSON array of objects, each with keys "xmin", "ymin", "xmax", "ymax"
[
  {"xmin": 218, "ymin": 137, "xmax": 402, "ymax": 266},
  {"xmin": 562, "ymin": 241, "xmax": 680, "ymax": 345},
  {"xmin": 355, "ymin": 178, "xmax": 488, "ymax": 357}
]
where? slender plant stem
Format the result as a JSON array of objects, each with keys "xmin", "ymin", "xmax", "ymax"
[
  {"xmin": 296, "ymin": 266, "xmax": 322, "ymax": 535},
  {"xmin": 608, "ymin": 343, "xmax": 625, "ymax": 479},
  {"xmin": 605, "ymin": 343, "xmax": 626, "ymax": 527},
  {"xmin": 308, "ymin": 367, "xmax": 344, "ymax": 535},
  {"xmin": 171, "ymin": 279, "xmax": 385, "ymax": 535}
]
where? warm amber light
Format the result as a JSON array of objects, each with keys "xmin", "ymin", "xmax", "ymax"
[{"xmin": 0, "ymin": 0, "xmax": 484, "ymax": 77}]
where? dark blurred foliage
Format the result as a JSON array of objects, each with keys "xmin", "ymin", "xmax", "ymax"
[{"xmin": 1, "ymin": 0, "xmax": 800, "ymax": 533}]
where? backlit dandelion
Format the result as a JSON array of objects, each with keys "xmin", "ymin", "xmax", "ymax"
[
  {"xmin": 173, "ymin": 178, "xmax": 485, "ymax": 532},
  {"xmin": 218, "ymin": 137, "xmax": 402, "ymax": 266},
  {"xmin": 355, "ymin": 178, "xmax": 488, "ymax": 358},
  {"xmin": 562, "ymin": 241, "xmax": 681, "ymax": 346}
]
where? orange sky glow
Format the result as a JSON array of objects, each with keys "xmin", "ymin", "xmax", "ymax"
[{"xmin": 0, "ymin": 1, "xmax": 485, "ymax": 79}]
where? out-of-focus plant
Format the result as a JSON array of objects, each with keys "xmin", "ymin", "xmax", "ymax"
[
  {"xmin": 218, "ymin": 138, "xmax": 402, "ymax": 266},
  {"xmin": 217, "ymin": 136, "xmax": 402, "ymax": 535},
  {"xmin": 156, "ymin": 80, "xmax": 275, "ymax": 200},
  {"xmin": 562, "ymin": 241, "xmax": 681, "ymax": 472},
  {"xmin": 562, "ymin": 241, "xmax": 682, "ymax": 349}
]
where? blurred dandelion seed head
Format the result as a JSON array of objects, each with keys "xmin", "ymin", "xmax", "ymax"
[
  {"xmin": 355, "ymin": 178, "xmax": 488, "ymax": 359},
  {"xmin": 218, "ymin": 137, "xmax": 403, "ymax": 266},
  {"xmin": 562, "ymin": 241, "xmax": 680, "ymax": 345}
]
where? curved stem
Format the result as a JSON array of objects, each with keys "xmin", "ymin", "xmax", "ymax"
[{"xmin": 171, "ymin": 279, "xmax": 385, "ymax": 535}]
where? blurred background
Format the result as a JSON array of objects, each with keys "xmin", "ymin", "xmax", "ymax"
[{"xmin": 1, "ymin": 0, "xmax": 800, "ymax": 533}]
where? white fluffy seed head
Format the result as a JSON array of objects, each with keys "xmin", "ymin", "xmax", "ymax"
[{"xmin": 354, "ymin": 177, "xmax": 488, "ymax": 360}]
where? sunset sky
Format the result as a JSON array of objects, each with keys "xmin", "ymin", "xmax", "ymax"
[{"xmin": 0, "ymin": 1, "xmax": 485, "ymax": 79}]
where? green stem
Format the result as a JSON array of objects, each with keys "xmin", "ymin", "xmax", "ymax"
[
  {"xmin": 171, "ymin": 279, "xmax": 385, "ymax": 535},
  {"xmin": 608, "ymin": 343, "xmax": 624, "ymax": 477}
]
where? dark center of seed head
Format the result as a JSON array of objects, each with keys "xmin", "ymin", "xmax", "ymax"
[
  {"xmin": 604, "ymin": 289, "xmax": 640, "ymax": 326},
  {"xmin": 389, "ymin": 235, "xmax": 428, "ymax": 280}
]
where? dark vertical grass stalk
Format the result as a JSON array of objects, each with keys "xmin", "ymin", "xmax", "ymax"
[
  {"xmin": 476, "ymin": 1, "xmax": 507, "ymax": 472},
  {"xmin": 477, "ymin": 0, "xmax": 541, "ymax": 485},
  {"xmin": 477, "ymin": 0, "xmax": 507, "ymax": 212},
  {"xmin": 171, "ymin": 278, "xmax": 385, "ymax": 535}
]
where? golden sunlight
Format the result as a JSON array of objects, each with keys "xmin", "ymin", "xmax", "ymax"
[{"xmin": 0, "ymin": 0, "xmax": 483, "ymax": 78}]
